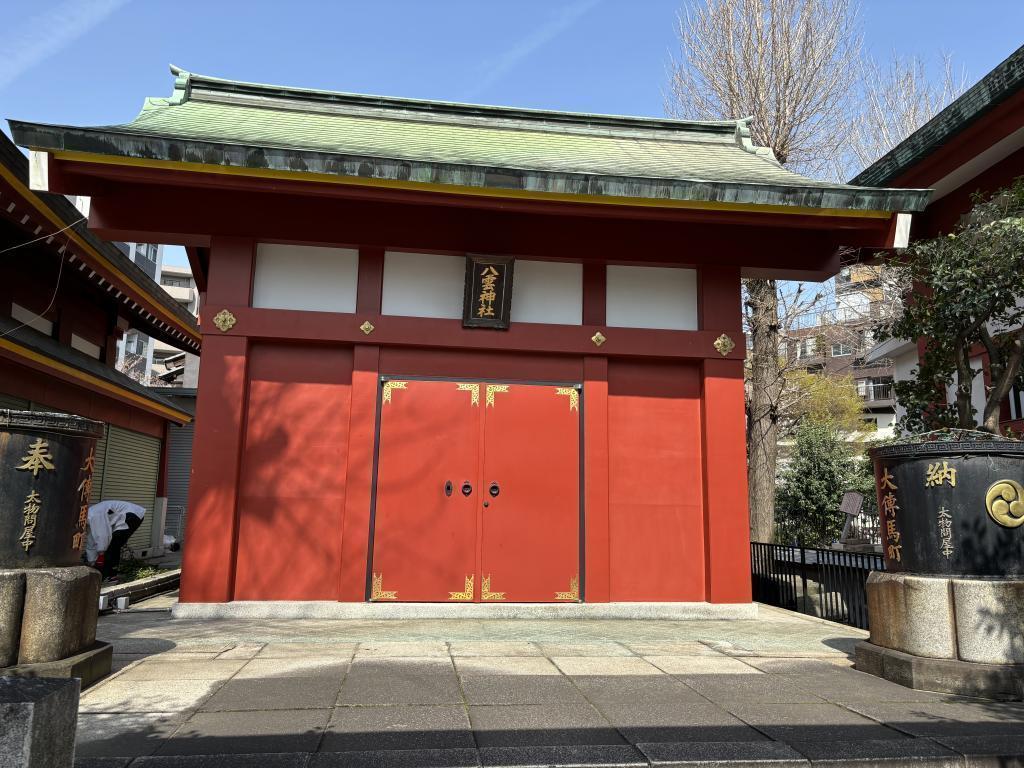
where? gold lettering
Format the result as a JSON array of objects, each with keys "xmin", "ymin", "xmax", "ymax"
[
  {"xmin": 16, "ymin": 438, "xmax": 55, "ymax": 477},
  {"xmin": 925, "ymin": 461, "xmax": 957, "ymax": 488},
  {"xmin": 880, "ymin": 467, "xmax": 898, "ymax": 491}
]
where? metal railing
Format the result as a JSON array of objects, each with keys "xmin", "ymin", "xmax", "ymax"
[
  {"xmin": 860, "ymin": 383, "xmax": 893, "ymax": 402},
  {"xmin": 750, "ymin": 542, "xmax": 884, "ymax": 629}
]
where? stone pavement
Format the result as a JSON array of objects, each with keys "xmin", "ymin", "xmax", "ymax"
[{"xmin": 73, "ymin": 594, "xmax": 1024, "ymax": 768}]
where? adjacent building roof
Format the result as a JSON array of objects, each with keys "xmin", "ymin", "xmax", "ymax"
[
  {"xmin": 10, "ymin": 66, "xmax": 929, "ymax": 215},
  {"xmin": 0, "ymin": 132, "xmax": 201, "ymax": 352},
  {"xmin": 852, "ymin": 44, "xmax": 1024, "ymax": 187},
  {"xmin": 0, "ymin": 317, "xmax": 191, "ymax": 423}
]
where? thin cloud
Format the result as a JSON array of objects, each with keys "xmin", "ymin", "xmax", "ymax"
[
  {"xmin": 466, "ymin": 0, "xmax": 601, "ymax": 101},
  {"xmin": 0, "ymin": 0, "xmax": 131, "ymax": 92}
]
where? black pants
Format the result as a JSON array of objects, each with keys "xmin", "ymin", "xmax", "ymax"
[{"xmin": 102, "ymin": 513, "xmax": 143, "ymax": 577}]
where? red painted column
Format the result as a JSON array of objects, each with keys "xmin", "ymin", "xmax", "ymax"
[
  {"xmin": 338, "ymin": 344, "xmax": 380, "ymax": 600},
  {"xmin": 179, "ymin": 237, "xmax": 254, "ymax": 603},
  {"xmin": 338, "ymin": 248, "xmax": 386, "ymax": 600},
  {"xmin": 583, "ymin": 355, "xmax": 610, "ymax": 602},
  {"xmin": 699, "ymin": 266, "xmax": 751, "ymax": 602}
]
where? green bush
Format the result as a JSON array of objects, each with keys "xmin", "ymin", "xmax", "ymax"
[
  {"xmin": 775, "ymin": 420, "xmax": 867, "ymax": 547},
  {"xmin": 115, "ymin": 557, "xmax": 161, "ymax": 582}
]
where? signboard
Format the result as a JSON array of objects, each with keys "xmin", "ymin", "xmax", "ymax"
[{"xmin": 463, "ymin": 255, "xmax": 514, "ymax": 329}]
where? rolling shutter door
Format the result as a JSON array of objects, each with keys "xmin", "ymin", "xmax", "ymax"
[
  {"xmin": 98, "ymin": 425, "xmax": 161, "ymax": 553},
  {"xmin": 165, "ymin": 421, "xmax": 194, "ymax": 541}
]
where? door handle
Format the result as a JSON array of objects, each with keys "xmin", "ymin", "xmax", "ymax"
[
  {"xmin": 489, "ymin": 482, "xmax": 500, "ymax": 498},
  {"xmin": 444, "ymin": 481, "xmax": 453, "ymax": 497},
  {"xmin": 461, "ymin": 482, "xmax": 473, "ymax": 497}
]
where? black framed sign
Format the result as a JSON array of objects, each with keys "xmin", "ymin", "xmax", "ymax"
[{"xmin": 463, "ymin": 255, "xmax": 514, "ymax": 329}]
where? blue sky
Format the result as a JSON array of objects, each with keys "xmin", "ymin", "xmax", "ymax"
[{"xmin": 3, "ymin": 1, "xmax": 1022, "ymax": 267}]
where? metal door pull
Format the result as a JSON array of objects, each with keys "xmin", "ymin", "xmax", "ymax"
[
  {"xmin": 444, "ymin": 481, "xmax": 453, "ymax": 497},
  {"xmin": 461, "ymin": 482, "xmax": 473, "ymax": 496},
  {"xmin": 489, "ymin": 482, "xmax": 500, "ymax": 498}
]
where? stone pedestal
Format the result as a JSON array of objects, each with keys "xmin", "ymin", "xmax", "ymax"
[
  {"xmin": 0, "ymin": 677, "xmax": 79, "ymax": 767},
  {"xmin": 0, "ymin": 566, "xmax": 110, "ymax": 687},
  {"xmin": 859, "ymin": 571, "xmax": 1024, "ymax": 699}
]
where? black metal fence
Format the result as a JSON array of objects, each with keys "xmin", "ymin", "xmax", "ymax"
[{"xmin": 750, "ymin": 542, "xmax": 884, "ymax": 629}]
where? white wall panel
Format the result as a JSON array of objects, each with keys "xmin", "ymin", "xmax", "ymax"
[
  {"xmin": 252, "ymin": 243, "xmax": 358, "ymax": 313},
  {"xmin": 606, "ymin": 265, "xmax": 698, "ymax": 331},
  {"xmin": 510, "ymin": 260, "xmax": 582, "ymax": 325},
  {"xmin": 382, "ymin": 251, "xmax": 465, "ymax": 319}
]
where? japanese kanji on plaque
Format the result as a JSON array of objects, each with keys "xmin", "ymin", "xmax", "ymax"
[{"xmin": 463, "ymin": 255, "xmax": 514, "ymax": 329}]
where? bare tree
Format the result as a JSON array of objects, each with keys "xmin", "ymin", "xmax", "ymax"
[
  {"xmin": 842, "ymin": 52, "xmax": 969, "ymax": 178},
  {"xmin": 669, "ymin": 0, "xmax": 863, "ymax": 543}
]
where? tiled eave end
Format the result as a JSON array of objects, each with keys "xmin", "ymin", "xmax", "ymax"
[{"xmin": 11, "ymin": 123, "xmax": 932, "ymax": 215}]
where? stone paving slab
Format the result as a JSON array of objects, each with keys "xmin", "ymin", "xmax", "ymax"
[
  {"xmin": 638, "ymin": 740, "xmax": 807, "ymax": 768},
  {"xmin": 480, "ymin": 745, "xmax": 647, "ymax": 767},
  {"xmin": 72, "ymin": 601, "xmax": 1024, "ymax": 766},
  {"xmin": 155, "ymin": 709, "xmax": 330, "ymax": 755},
  {"xmin": 322, "ymin": 704, "xmax": 475, "ymax": 752},
  {"xmin": 468, "ymin": 703, "xmax": 626, "ymax": 748},
  {"xmin": 788, "ymin": 738, "xmax": 960, "ymax": 767}
]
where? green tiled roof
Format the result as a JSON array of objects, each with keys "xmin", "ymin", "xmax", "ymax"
[
  {"xmin": 10, "ymin": 66, "xmax": 930, "ymax": 213},
  {"xmin": 852, "ymin": 44, "xmax": 1024, "ymax": 186}
]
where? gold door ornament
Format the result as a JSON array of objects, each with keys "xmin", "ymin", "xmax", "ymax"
[
  {"xmin": 456, "ymin": 383, "xmax": 481, "ymax": 406},
  {"xmin": 713, "ymin": 333, "xmax": 735, "ymax": 356},
  {"xmin": 382, "ymin": 380, "xmax": 408, "ymax": 405},
  {"xmin": 555, "ymin": 387, "xmax": 579, "ymax": 412},
  {"xmin": 591, "ymin": 331, "xmax": 607, "ymax": 347},
  {"xmin": 555, "ymin": 575, "xmax": 580, "ymax": 601},
  {"xmin": 485, "ymin": 384, "xmax": 509, "ymax": 408},
  {"xmin": 481, "ymin": 574, "xmax": 506, "ymax": 600},
  {"xmin": 212, "ymin": 309, "xmax": 237, "ymax": 332},
  {"xmin": 449, "ymin": 574, "xmax": 475, "ymax": 601},
  {"xmin": 985, "ymin": 480, "xmax": 1024, "ymax": 528},
  {"xmin": 359, "ymin": 320, "xmax": 375, "ymax": 335},
  {"xmin": 371, "ymin": 573, "xmax": 398, "ymax": 600}
]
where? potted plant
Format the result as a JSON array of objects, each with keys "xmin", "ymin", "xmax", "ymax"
[{"xmin": 871, "ymin": 177, "xmax": 1024, "ymax": 576}]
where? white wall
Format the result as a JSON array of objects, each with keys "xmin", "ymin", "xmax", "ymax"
[
  {"xmin": 511, "ymin": 260, "xmax": 582, "ymax": 325},
  {"xmin": 252, "ymin": 243, "xmax": 359, "ymax": 313},
  {"xmin": 944, "ymin": 355, "xmax": 988, "ymax": 426},
  {"xmin": 606, "ymin": 265, "xmax": 698, "ymax": 331},
  {"xmin": 382, "ymin": 251, "xmax": 465, "ymax": 319}
]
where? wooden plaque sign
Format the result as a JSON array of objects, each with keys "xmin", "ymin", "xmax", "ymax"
[{"xmin": 463, "ymin": 255, "xmax": 514, "ymax": 329}]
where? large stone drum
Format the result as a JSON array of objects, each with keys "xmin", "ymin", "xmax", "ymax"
[
  {"xmin": 870, "ymin": 440, "xmax": 1024, "ymax": 577},
  {"xmin": 0, "ymin": 410, "xmax": 104, "ymax": 569}
]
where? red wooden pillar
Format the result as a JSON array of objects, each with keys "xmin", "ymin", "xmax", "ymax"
[
  {"xmin": 582, "ymin": 262, "xmax": 610, "ymax": 601},
  {"xmin": 583, "ymin": 357, "xmax": 610, "ymax": 602},
  {"xmin": 338, "ymin": 247, "xmax": 385, "ymax": 600},
  {"xmin": 179, "ymin": 237, "xmax": 254, "ymax": 603},
  {"xmin": 699, "ymin": 266, "xmax": 751, "ymax": 602}
]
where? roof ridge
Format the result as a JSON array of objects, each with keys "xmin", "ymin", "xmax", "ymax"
[{"xmin": 165, "ymin": 64, "xmax": 744, "ymax": 136}]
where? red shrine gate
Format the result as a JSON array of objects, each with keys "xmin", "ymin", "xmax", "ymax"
[{"xmin": 370, "ymin": 379, "xmax": 581, "ymax": 602}]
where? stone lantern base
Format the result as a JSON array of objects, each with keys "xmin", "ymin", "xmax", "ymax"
[
  {"xmin": 856, "ymin": 571, "xmax": 1024, "ymax": 700},
  {"xmin": 0, "ymin": 566, "xmax": 111, "ymax": 688}
]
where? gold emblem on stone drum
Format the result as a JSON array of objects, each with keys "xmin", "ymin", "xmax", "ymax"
[{"xmin": 985, "ymin": 479, "xmax": 1024, "ymax": 528}]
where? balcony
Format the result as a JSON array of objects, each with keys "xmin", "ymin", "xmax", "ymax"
[{"xmin": 860, "ymin": 382, "xmax": 894, "ymax": 403}]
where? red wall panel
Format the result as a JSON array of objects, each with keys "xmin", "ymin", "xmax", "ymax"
[
  {"xmin": 607, "ymin": 360, "xmax": 705, "ymax": 601},
  {"xmin": 233, "ymin": 343, "xmax": 353, "ymax": 600}
]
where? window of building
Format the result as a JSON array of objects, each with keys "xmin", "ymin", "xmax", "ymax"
[
  {"xmin": 1009, "ymin": 384, "xmax": 1024, "ymax": 421},
  {"xmin": 162, "ymin": 277, "xmax": 188, "ymax": 288},
  {"xmin": 796, "ymin": 337, "xmax": 816, "ymax": 358},
  {"xmin": 831, "ymin": 342, "xmax": 853, "ymax": 357}
]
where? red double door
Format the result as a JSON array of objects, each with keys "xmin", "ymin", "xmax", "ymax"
[{"xmin": 370, "ymin": 379, "xmax": 581, "ymax": 602}]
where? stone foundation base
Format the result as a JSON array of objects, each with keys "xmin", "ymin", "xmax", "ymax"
[
  {"xmin": 856, "ymin": 641, "xmax": 1024, "ymax": 700},
  {"xmin": 172, "ymin": 601, "xmax": 758, "ymax": 620},
  {"xmin": 2, "ymin": 640, "xmax": 112, "ymax": 690},
  {"xmin": 861, "ymin": 571, "xmax": 1024, "ymax": 700}
]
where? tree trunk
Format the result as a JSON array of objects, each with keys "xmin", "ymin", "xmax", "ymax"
[
  {"xmin": 746, "ymin": 278, "xmax": 783, "ymax": 543},
  {"xmin": 954, "ymin": 343, "xmax": 976, "ymax": 429}
]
